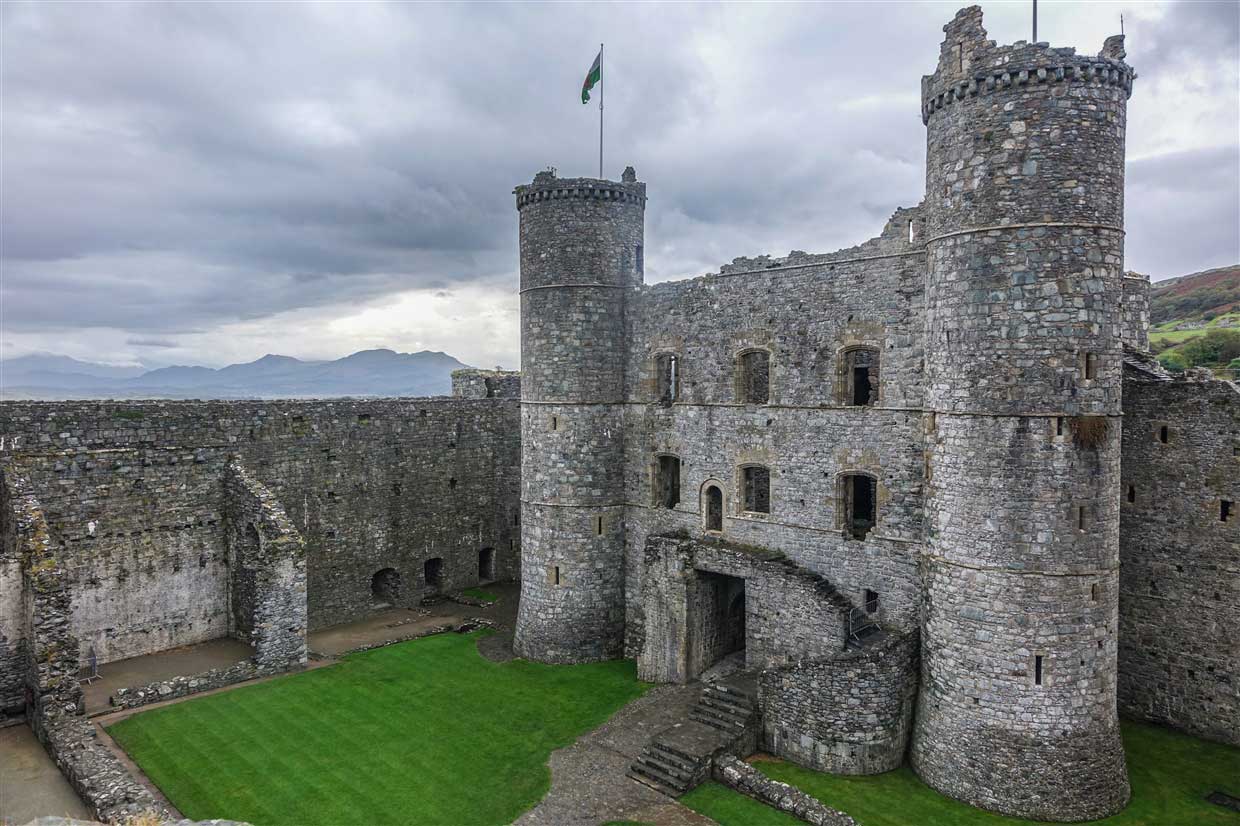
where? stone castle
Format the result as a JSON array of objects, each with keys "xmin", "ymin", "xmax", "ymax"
[{"xmin": 0, "ymin": 6, "xmax": 1235, "ymax": 823}]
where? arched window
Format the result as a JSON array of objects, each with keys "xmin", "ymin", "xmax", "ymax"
[
  {"xmin": 736, "ymin": 350, "xmax": 770, "ymax": 404},
  {"xmin": 842, "ymin": 347, "xmax": 879, "ymax": 406},
  {"xmin": 655, "ymin": 353, "xmax": 679, "ymax": 405},
  {"xmin": 653, "ymin": 454, "xmax": 681, "ymax": 509},
  {"xmin": 703, "ymin": 484, "xmax": 724, "ymax": 532},
  {"xmin": 741, "ymin": 465, "xmax": 771, "ymax": 514},
  {"xmin": 840, "ymin": 473, "xmax": 877, "ymax": 540}
]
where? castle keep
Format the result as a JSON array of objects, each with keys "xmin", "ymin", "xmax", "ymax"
[{"xmin": 0, "ymin": 7, "xmax": 1235, "ymax": 824}]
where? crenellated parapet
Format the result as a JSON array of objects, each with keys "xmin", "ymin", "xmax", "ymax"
[
  {"xmin": 921, "ymin": 6, "xmax": 1134, "ymax": 125},
  {"xmin": 514, "ymin": 172, "xmax": 647, "ymax": 211}
]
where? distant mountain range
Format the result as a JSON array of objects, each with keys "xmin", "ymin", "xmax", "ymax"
[{"xmin": 0, "ymin": 349, "xmax": 471, "ymax": 400}]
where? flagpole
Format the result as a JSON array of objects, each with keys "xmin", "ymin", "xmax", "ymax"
[{"xmin": 599, "ymin": 42, "xmax": 604, "ymax": 179}]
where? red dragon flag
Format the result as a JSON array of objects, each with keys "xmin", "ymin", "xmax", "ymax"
[{"xmin": 581, "ymin": 48, "xmax": 601, "ymax": 104}]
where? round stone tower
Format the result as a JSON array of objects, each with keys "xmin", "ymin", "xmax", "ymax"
[
  {"xmin": 912, "ymin": 7, "xmax": 1134, "ymax": 821},
  {"xmin": 512, "ymin": 168, "xmax": 646, "ymax": 663}
]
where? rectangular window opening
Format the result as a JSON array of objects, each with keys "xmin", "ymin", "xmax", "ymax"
[
  {"xmin": 1158, "ymin": 425, "xmax": 1169, "ymax": 444},
  {"xmin": 1077, "ymin": 505, "xmax": 1087, "ymax": 531},
  {"xmin": 1126, "ymin": 485, "xmax": 1136, "ymax": 504},
  {"xmin": 864, "ymin": 589, "xmax": 879, "ymax": 614},
  {"xmin": 1034, "ymin": 654, "xmax": 1044, "ymax": 686},
  {"xmin": 550, "ymin": 415, "xmax": 558, "ymax": 431},
  {"xmin": 1056, "ymin": 416, "xmax": 1065, "ymax": 438},
  {"xmin": 595, "ymin": 515, "xmax": 604, "ymax": 535},
  {"xmin": 1222, "ymin": 500, "xmax": 1233, "ymax": 523},
  {"xmin": 656, "ymin": 455, "xmax": 681, "ymax": 509},
  {"xmin": 553, "ymin": 565, "xmax": 561, "ymax": 586},
  {"xmin": 742, "ymin": 466, "xmax": 771, "ymax": 514},
  {"xmin": 1091, "ymin": 582, "xmax": 1100, "ymax": 601}
]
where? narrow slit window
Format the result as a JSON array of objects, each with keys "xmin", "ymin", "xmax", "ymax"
[
  {"xmin": 635, "ymin": 244, "xmax": 644, "ymax": 276},
  {"xmin": 1034, "ymin": 655, "xmax": 1044, "ymax": 686},
  {"xmin": 1091, "ymin": 583, "xmax": 1100, "ymax": 601},
  {"xmin": 595, "ymin": 515, "xmax": 604, "ymax": 535},
  {"xmin": 550, "ymin": 415, "xmax": 559, "ymax": 431},
  {"xmin": 1083, "ymin": 352, "xmax": 1098, "ymax": 380},
  {"xmin": 907, "ymin": 220, "xmax": 915, "ymax": 243},
  {"xmin": 1222, "ymin": 500, "xmax": 1233, "ymax": 523},
  {"xmin": 1158, "ymin": 425, "xmax": 1169, "ymax": 443},
  {"xmin": 1077, "ymin": 505, "xmax": 1088, "ymax": 531},
  {"xmin": 552, "ymin": 565, "xmax": 561, "ymax": 586},
  {"xmin": 449, "ymin": 477, "xmax": 457, "ymax": 490},
  {"xmin": 1056, "ymin": 417, "xmax": 1065, "ymax": 438},
  {"xmin": 1126, "ymin": 485, "xmax": 1136, "ymax": 504},
  {"xmin": 655, "ymin": 354, "xmax": 679, "ymax": 404}
]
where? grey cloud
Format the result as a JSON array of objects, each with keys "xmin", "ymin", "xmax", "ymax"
[{"xmin": 1, "ymin": 0, "xmax": 1236, "ymax": 366}]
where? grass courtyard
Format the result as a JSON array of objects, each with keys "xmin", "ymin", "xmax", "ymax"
[
  {"xmin": 107, "ymin": 631, "xmax": 648, "ymax": 826},
  {"xmin": 682, "ymin": 721, "xmax": 1240, "ymax": 826}
]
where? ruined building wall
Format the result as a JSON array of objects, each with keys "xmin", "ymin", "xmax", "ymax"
[
  {"xmin": 452, "ymin": 369, "xmax": 521, "ymax": 400},
  {"xmin": 0, "ymin": 397, "xmax": 521, "ymax": 675},
  {"xmin": 912, "ymin": 7, "xmax": 1133, "ymax": 821},
  {"xmin": 513, "ymin": 172, "xmax": 646, "ymax": 663},
  {"xmin": 1119, "ymin": 375, "xmax": 1240, "ymax": 747},
  {"xmin": 1121, "ymin": 273, "xmax": 1151, "ymax": 352}
]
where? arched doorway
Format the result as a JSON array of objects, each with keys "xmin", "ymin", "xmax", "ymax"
[
  {"xmin": 703, "ymin": 484, "xmax": 723, "ymax": 532},
  {"xmin": 478, "ymin": 548, "xmax": 495, "ymax": 583},
  {"xmin": 424, "ymin": 557, "xmax": 444, "ymax": 591},
  {"xmin": 371, "ymin": 568, "xmax": 401, "ymax": 606}
]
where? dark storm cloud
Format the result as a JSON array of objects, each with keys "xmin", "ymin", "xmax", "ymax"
[{"xmin": 1, "ymin": 1, "xmax": 1236, "ymax": 364}]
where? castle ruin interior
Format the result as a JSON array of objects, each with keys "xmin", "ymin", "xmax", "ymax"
[{"xmin": 1, "ymin": 6, "xmax": 1235, "ymax": 824}]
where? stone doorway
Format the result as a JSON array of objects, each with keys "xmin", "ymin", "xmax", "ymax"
[
  {"xmin": 424, "ymin": 557, "xmax": 444, "ymax": 592},
  {"xmin": 478, "ymin": 547, "xmax": 495, "ymax": 583},
  {"xmin": 692, "ymin": 572, "xmax": 747, "ymax": 676},
  {"xmin": 371, "ymin": 568, "xmax": 401, "ymax": 607}
]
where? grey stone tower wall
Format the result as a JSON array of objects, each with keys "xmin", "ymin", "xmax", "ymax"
[
  {"xmin": 912, "ymin": 7, "xmax": 1133, "ymax": 821},
  {"xmin": 514, "ymin": 172, "xmax": 646, "ymax": 662},
  {"xmin": 1118, "ymin": 375, "xmax": 1239, "ymax": 747}
]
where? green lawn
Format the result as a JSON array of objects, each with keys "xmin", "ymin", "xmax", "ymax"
[
  {"xmin": 460, "ymin": 587, "xmax": 500, "ymax": 603},
  {"xmin": 683, "ymin": 722, "xmax": 1240, "ymax": 826},
  {"xmin": 107, "ymin": 631, "xmax": 648, "ymax": 826}
]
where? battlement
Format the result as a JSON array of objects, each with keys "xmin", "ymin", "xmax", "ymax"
[
  {"xmin": 513, "ymin": 169, "xmax": 646, "ymax": 211},
  {"xmin": 921, "ymin": 6, "xmax": 1134, "ymax": 124}
]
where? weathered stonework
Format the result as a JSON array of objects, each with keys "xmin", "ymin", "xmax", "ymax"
[
  {"xmin": 452, "ymin": 368, "xmax": 521, "ymax": 400},
  {"xmin": 758, "ymin": 631, "xmax": 918, "ymax": 776},
  {"xmin": 712, "ymin": 754, "xmax": 858, "ymax": 826},
  {"xmin": 1119, "ymin": 372, "xmax": 1239, "ymax": 746}
]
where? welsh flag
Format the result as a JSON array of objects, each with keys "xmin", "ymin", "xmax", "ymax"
[{"xmin": 581, "ymin": 50, "xmax": 601, "ymax": 104}]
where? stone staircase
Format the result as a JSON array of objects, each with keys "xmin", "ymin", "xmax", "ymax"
[
  {"xmin": 628, "ymin": 673, "xmax": 758, "ymax": 798},
  {"xmin": 689, "ymin": 678, "xmax": 757, "ymax": 736}
]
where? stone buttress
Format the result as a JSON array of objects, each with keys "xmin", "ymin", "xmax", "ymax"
[
  {"xmin": 513, "ymin": 169, "xmax": 646, "ymax": 662},
  {"xmin": 912, "ymin": 7, "xmax": 1134, "ymax": 821}
]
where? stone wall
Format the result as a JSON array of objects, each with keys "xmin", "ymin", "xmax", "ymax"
[
  {"xmin": 0, "ymin": 398, "xmax": 521, "ymax": 676},
  {"xmin": 452, "ymin": 369, "xmax": 521, "ymax": 400},
  {"xmin": 1119, "ymin": 374, "xmax": 1240, "ymax": 746},
  {"xmin": 1121, "ymin": 273, "xmax": 1151, "ymax": 352},
  {"xmin": 638, "ymin": 535, "xmax": 852, "ymax": 684},
  {"xmin": 712, "ymin": 754, "xmax": 858, "ymax": 826},
  {"xmin": 621, "ymin": 207, "xmax": 928, "ymax": 659},
  {"xmin": 758, "ymin": 631, "xmax": 918, "ymax": 775},
  {"xmin": 223, "ymin": 462, "xmax": 307, "ymax": 668}
]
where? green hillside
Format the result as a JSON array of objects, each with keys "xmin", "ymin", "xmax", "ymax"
[{"xmin": 1146, "ymin": 265, "xmax": 1240, "ymax": 378}]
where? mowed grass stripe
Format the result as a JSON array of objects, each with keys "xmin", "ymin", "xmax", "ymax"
[{"xmin": 107, "ymin": 631, "xmax": 648, "ymax": 826}]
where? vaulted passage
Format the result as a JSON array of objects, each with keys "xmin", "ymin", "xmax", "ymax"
[
  {"xmin": 693, "ymin": 572, "xmax": 747, "ymax": 673},
  {"xmin": 371, "ymin": 568, "xmax": 401, "ymax": 606}
]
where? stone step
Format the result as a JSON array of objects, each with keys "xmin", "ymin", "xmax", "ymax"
[
  {"xmin": 710, "ymin": 681, "xmax": 756, "ymax": 702},
  {"xmin": 628, "ymin": 761, "xmax": 689, "ymax": 796},
  {"xmin": 626, "ymin": 768, "xmax": 681, "ymax": 799},
  {"xmin": 650, "ymin": 738, "xmax": 704, "ymax": 765},
  {"xmin": 636, "ymin": 751, "xmax": 696, "ymax": 782},
  {"xmin": 648, "ymin": 744, "xmax": 700, "ymax": 774},
  {"xmin": 690, "ymin": 709, "xmax": 746, "ymax": 733},
  {"xmin": 699, "ymin": 692, "xmax": 753, "ymax": 717}
]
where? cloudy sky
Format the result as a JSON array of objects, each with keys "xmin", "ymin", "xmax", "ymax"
[{"xmin": 2, "ymin": 1, "xmax": 1237, "ymax": 371}]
